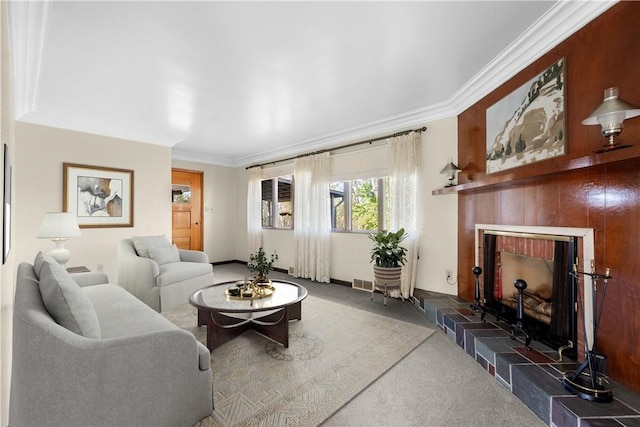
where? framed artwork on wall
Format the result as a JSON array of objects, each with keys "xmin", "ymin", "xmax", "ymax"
[
  {"xmin": 3, "ymin": 144, "xmax": 11, "ymax": 264},
  {"xmin": 486, "ymin": 57, "xmax": 566, "ymax": 174},
  {"xmin": 63, "ymin": 163, "xmax": 134, "ymax": 228}
]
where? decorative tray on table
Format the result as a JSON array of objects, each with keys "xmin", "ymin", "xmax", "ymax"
[{"xmin": 225, "ymin": 281, "xmax": 275, "ymax": 300}]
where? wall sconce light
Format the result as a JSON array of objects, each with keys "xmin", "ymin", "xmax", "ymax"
[
  {"xmin": 440, "ymin": 162, "xmax": 461, "ymax": 187},
  {"xmin": 37, "ymin": 212, "xmax": 82, "ymax": 268},
  {"xmin": 582, "ymin": 87, "xmax": 640, "ymax": 153}
]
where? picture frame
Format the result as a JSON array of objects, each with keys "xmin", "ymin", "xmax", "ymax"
[
  {"xmin": 486, "ymin": 57, "xmax": 566, "ymax": 174},
  {"xmin": 3, "ymin": 144, "xmax": 11, "ymax": 264},
  {"xmin": 63, "ymin": 163, "xmax": 134, "ymax": 228}
]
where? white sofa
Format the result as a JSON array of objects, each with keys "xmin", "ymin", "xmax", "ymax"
[
  {"xmin": 10, "ymin": 252, "xmax": 213, "ymax": 426},
  {"xmin": 118, "ymin": 236, "xmax": 214, "ymax": 312}
]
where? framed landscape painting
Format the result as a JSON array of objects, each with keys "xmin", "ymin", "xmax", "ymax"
[
  {"xmin": 486, "ymin": 57, "xmax": 566, "ymax": 174},
  {"xmin": 63, "ymin": 163, "xmax": 134, "ymax": 228}
]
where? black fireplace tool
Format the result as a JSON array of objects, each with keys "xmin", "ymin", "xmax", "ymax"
[
  {"xmin": 562, "ymin": 261, "xmax": 613, "ymax": 403},
  {"xmin": 510, "ymin": 279, "xmax": 532, "ymax": 349},
  {"xmin": 469, "ymin": 266, "xmax": 486, "ymax": 321}
]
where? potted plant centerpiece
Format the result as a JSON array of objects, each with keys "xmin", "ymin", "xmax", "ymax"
[
  {"xmin": 369, "ymin": 228, "xmax": 408, "ymax": 304},
  {"xmin": 248, "ymin": 247, "xmax": 279, "ymax": 285}
]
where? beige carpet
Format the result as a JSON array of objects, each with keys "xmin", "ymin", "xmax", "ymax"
[{"xmin": 163, "ymin": 295, "xmax": 434, "ymax": 427}]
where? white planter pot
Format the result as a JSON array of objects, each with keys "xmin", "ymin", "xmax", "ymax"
[
  {"xmin": 373, "ymin": 266, "xmax": 402, "ymax": 286},
  {"xmin": 372, "ymin": 266, "xmax": 403, "ymax": 306}
]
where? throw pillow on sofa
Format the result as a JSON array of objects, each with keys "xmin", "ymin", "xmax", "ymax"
[
  {"xmin": 38, "ymin": 260, "xmax": 101, "ymax": 338},
  {"xmin": 148, "ymin": 244, "xmax": 181, "ymax": 265},
  {"xmin": 132, "ymin": 235, "xmax": 172, "ymax": 258},
  {"xmin": 33, "ymin": 251, "xmax": 60, "ymax": 280}
]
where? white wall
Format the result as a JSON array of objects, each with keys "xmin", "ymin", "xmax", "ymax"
[
  {"xmin": 171, "ymin": 160, "xmax": 237, "ymax": 263},
  {"xmin": 233, "ymin": 167, "xmax": 249, "ymax": 261},
  {"xmin": 233, "ymin": 117, "xmax": 459, "ymax": 294},
  {"xmin": 15, "ymin": 123, "xmax": 172, "ymax": 284},
  {"xmin": 416, "ymin": 116, "xmax": 459, "ymax": 294},
  {"xmin": 0, "ymin": 3, "xmax": 16, "ymax": 423},
  {"xmin": 9, "ymin": 116, "xmax": 459, "ymax": 308}
]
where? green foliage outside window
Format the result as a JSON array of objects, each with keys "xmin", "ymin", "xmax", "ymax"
[
  {"xmin": 173, "ymin": 194, "xmax": 190, "ymax": 203},
  {"xmin": 351, "ymin": 179, "xmax": 378, "ymax": 231},
  {"xmin": 330, "ymin": 177, "xmax": 388, "ymax": 232}
]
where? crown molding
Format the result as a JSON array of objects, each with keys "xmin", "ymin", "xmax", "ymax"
[
  {"xmin": 8, "ymin": 0, "xmax": 51, "ymax": 119},
  {"xmin": 448, "ymin": 0, "xmax": 618, "ymax": 114},
  {"xmin": 11, "ymin": 0, "xmax": 616, "ymax": 168},
  {"xmin": 171, "ymin": 149, "xmax": 237, "ymax": 168},
  {"xmin": 233, "ymin": 101, "xmax": 456, "ymax": 168},
  {"xmin": 178, "ymin": 1, "xmax": 616, "ymax": 168},
  {"xmin": 173, "ymin": 101, "xmax": 456, "ymax": 168}
]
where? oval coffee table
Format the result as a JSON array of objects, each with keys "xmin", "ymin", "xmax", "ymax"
[{"xmin": 190, "ymin": 280, "xmax": 308, "ymax": 351}]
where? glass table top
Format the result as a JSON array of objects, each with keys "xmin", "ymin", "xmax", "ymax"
[{"xmin": 190, "ymin": 280, "xmax": 308, "ymax": 313}]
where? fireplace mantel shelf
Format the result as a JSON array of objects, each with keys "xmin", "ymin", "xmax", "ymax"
[{"xmin": 432, "ymin": 145, "xmax": 640, "ymax": 195}]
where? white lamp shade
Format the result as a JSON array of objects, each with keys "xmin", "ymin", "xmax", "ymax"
[
  {"xmin": 582, "ymin": 87, "xmax": 640, "ymax": 125},
  {"xmin": 37, "ymin": 212, "xmax": 82, "ymax": 239},
  {"xmin": 439, "ymin": 162, "xmax": 461, "ymax": 175}
]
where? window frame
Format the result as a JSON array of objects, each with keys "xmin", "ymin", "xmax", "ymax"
[
  {"xmin": 261, "ymin": 176, "xmax": 294, "ymax": 230},
  {"xmin": 331, "ymin": 176, "xmax": 388, "ymax": 233}
]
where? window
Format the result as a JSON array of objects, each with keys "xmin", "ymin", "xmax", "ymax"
[
  {"xmin": 330, "ymin": 177, "xmax": 389, "ymax": 232},
  {"xmin": 261, "ymin": 176, "xmax": 293, "ymax": 229},
  {"xmin": 330, "ymin": 182, "xmax": 345, "ymax": 231},
  {"xmin": 172, "ymin": 185, "xmax": 191, "ymax": 203}
]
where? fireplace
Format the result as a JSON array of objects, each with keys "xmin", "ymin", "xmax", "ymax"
[{"xmin": 475, "ymin": 224, "xmax": 596, "ymax": 359}]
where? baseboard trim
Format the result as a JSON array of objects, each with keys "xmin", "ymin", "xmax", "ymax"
[
  {"xmin": 211, "ymin": 260, "xmax": 246, "ymax": 266},
  {"xmin": 331, "ymin": 278, "xmax": 351, "ymax": 287},
  {"xmin": 212, "ymin": 260, "xmax": 351, "ymax": 287}
]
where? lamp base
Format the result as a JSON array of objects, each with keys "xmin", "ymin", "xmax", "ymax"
[
  {"xmin": 594, "ymin": 144, "xmax": 632, "ymax": 154},
  {"xmin": 49, "ymin": 239, "xmax": 71, "ymax": 269}
]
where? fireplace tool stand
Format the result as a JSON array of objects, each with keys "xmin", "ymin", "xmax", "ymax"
[
  {"xmin": 510, "ymin": 279, "xmax": 532, "ymax": 349},
  {"xmin": 562, "ymin": 262, "xmax": 613, "ymax": 403},
  {"xmin": 469, "ymin": 266, "xmax": 486, "ymax": 321}
]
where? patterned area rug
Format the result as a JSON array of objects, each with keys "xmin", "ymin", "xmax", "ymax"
[{"xmin": 163, "ymin": 295, "xmax": 434, "ymax": 427}]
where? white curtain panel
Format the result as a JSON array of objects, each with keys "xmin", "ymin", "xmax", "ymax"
[
  {"xmin": 293, "ymin": 152, "xmax": 331, "ymax": 283},
  {"xmin": 389, "ymin": 132, "xmax": 421, "ymax": 298},
  {"xmin": 247, "ymin": 166, "xmax": 263, "ymax": 255}
]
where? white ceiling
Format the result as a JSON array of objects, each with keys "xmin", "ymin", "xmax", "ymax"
[{"xmin": 9, "ymin": 1, "xmax": 614, "ymax": 167}]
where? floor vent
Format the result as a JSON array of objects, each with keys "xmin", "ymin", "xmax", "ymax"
[{"xmin": 352, "ymin": 278, "xmax": 373, "ymax": 292}]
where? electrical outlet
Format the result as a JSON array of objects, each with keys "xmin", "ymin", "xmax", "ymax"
[{"xmin": 446, "ymin": 269, "xmax": 453, "ymax": 281}]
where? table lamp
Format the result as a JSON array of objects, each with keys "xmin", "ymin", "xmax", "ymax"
[{"xmin": 37, "ymin": 212, "xmax": 81, "ymax": 268}]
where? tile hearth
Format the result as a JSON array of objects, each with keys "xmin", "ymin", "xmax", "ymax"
[{"xmin": 414, "ymin": 290, "xmax": 640, "ymax": 427}]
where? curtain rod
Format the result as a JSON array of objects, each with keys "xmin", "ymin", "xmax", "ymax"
[{"xmin": 245, "ymin": 126, "xmax": 427, "ymax": 170}]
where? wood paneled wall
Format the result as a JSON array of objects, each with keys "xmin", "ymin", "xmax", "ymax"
[{"xmin": 456, "ymin": 2, "xmax": 640, "ymax": 392}]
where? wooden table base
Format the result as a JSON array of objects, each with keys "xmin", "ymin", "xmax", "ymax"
[{"xmin": 198, "ymin": 301, "xmax": 303, "ymax": 351}]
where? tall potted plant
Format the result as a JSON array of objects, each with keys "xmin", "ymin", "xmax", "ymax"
[
  {"xmin": 369, "ymin": 228, "xmax": 408, "ymax": 304},
  {"xmin": 248, "ymin": 247, "xmax": 278, "ymax": 284}
]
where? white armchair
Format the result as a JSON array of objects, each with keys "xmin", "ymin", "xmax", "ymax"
[{"xmin": 118, "ymin": 236, "xmax": 214, "ymax": 312}]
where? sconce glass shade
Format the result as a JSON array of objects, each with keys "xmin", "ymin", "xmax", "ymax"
[
  {"xmin": 37, "ymin": 212, "xmax": 81, "ymax": 268},
  {"xmin": 440, "ymin": 162, "xmax": 461, "ymax": 186},
  {"xmin": 582, "ymin": 87, "xmax": 640, "ymax": 151}
]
